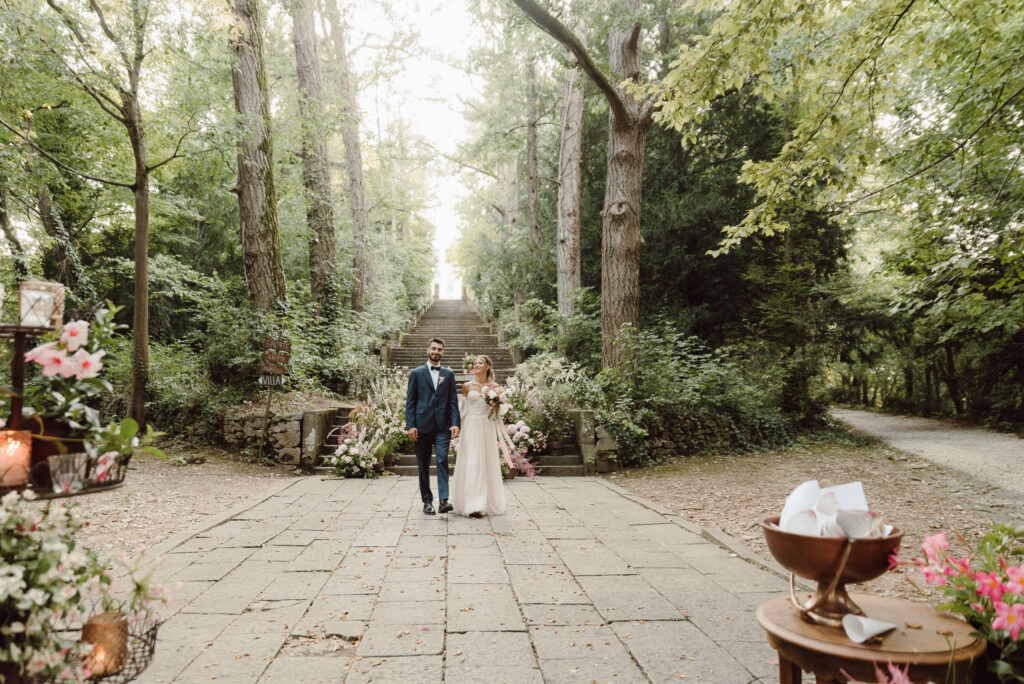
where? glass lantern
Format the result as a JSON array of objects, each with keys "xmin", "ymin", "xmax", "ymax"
[{"xmin": 18, "ymin": 281, "xmax": 64, "ymax": 329}]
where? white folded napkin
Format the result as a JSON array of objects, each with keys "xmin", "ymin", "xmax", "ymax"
[{"xmin": 842, "ymin": 614, "xmax": 897, "ymax": 643}]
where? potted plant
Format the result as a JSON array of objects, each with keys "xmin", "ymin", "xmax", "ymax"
[
  {"xmin": 326, "ymin": 424, "xmax": 384, "ymax": 479},
  {"xmin": 13, "ymin": 305, "xmax": 164, "ymax": 489},
  {"xmin": 891, "ymin": 524, "xmax": 1024, "ymax": 681},
  {"xmin": 0, "ymin": 490, "xmax": 170, "ymax": 682}
]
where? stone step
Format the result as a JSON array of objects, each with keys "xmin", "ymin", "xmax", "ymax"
[
  {"xmin": 534, "ymin": 453, "xmax": 583, "ymax": 466},
  {"xmin": 389, "ymin": 464, "xmax": 584, "ymax": 477},
  {"xmin": 531, "ymin": 465, "xmax": 586, "ymax": 476},
  {"xmin": 392, "ymin": 465, "xmax": 453, "ymax": 477}
]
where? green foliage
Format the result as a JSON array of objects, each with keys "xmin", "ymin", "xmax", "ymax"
[{"xmin": 596, "ymin": 323, "xmax": 789, "ymax": 466}]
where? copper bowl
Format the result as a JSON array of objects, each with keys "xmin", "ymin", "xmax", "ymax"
[{"xmin": 760, "ymin": 514, "xmax": 903, "ymax": 626}]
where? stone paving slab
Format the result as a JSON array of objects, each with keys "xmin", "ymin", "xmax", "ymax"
[{"xmin": 136, "ymin": 476, "xmax": 796, "ymax": 683}]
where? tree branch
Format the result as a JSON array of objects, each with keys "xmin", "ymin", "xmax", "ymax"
[
  {"xmin": 509, "ymin": 0, "xmax": 631, "ymax": 125},
  {"xmin": 86, "ymin": 0, "xmax": 131, "ymax": 69},
  {"xmin": 0, "ymin": 116, "xmax": 134, "ymax": 189},
  {"xmin": 838, "ymin": 82, "xmax": 1024, "ymax": 208},
  {"xmin": 421, "ymin": 141, "xmax": 498, "ymax": 180}
]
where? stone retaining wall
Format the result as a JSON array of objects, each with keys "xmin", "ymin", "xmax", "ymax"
[
  {"xmin": 221, "ymin": 406, "xmax": 350, "ymax": 466},
  {"xmin": 572, "ymin": 409, "xmax": 619, "ymax": 474}
]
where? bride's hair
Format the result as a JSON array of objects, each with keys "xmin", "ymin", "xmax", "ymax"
[{"xmin": 476, "ymin": 355, "xmax": 495, "ymax": 383}]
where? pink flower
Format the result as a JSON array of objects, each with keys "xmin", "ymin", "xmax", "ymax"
[
  {"xmin": 59, "ymin": 320, "xmax": 90, "ymax": 351},
  {"xmin": 921, "ymin": 533, "xmax": 948, "ymax": 562},
  {"xmin": 94, "ymin": 452, "xmax": 118, "ymax": 483},
  {"xmin": 37, "ymin": 348, "xmax": 75, "ymax": 377},
  {"xmin": 72, "ymin": 349, "xmax": 105, "ymax": 379},
  {"xmin": 975, "ymin": 571, "xmax": 1006, "ymax": 601},
  {"xmin": 948, "ymin": 556, "xmax": 972, "ymax": 576},
  {"xmin": 992, "ymin": 601, "xmax": 1024, "ymax": 640},
  {"xmin": 921, "ymin": 563, "xmax": 949, "ymax": 586},
  {"xmin": 887, "ymin": 552, "xmax": 904, "ymax": 571},
  {"xmin": 25, "ymin": 341, "xmax": 58, "ymax": 363},
  {"xmin": 1005, "ymin": 565, "xmax": 1024, "ymax": 595}
]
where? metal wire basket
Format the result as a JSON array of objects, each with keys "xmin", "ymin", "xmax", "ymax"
[{"xmin": 39, "ymin": 604, "xmax": 160, "ymax": 683}]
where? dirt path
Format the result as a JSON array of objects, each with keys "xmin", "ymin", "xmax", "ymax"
[{"xmin": 831, "ymin": 408, "xmax": 1024, "ymax": 500}]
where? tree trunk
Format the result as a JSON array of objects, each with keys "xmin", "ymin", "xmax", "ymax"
[
  {"xmin": 292, "ymin": 0, "xmax": 338, "ymax": 315},
  {"xmin": 526, "ymin": 58, "xmax": 541, "ymax": 248},
  {"xmin": 940, "ymin": 345, "xmax": 965, "ymax": 415},
  {"xmin": 0, "ymin": 177, "xmax": 29, "ymax": 279},
  {"xmin": 600, "ymin": 12, "xmax": 650, "ymax": 368},
  {"xmin": 556, "ymin": 34, "xmax": 584, "ymax": 320},
  {"xmin": 324, "ymin": 2, "xmax": 374, "ymax": 312},
  {"xmin": 509, "ymin": 0, "xmax": 654, "ymax": 369},
  {"xmin": 229, "ymin": 0, "xmax": 286, "ymax": 313},
  {"xmin": 125, "ymin": 101, "xmax": 149, "ymax": 426}
]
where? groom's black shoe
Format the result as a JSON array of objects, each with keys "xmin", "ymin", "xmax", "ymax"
[
  {"xmin": 423, "ymin": 502, "xmax": 436, "ymax": 515},
  {"xmin": 439, "ymin": 499, "xmax": 453, "ymax": 514}
]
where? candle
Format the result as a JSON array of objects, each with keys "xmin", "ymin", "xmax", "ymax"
[
  {"xmin": 82, "ymin": 612, "xmax": 128, "ymax": 677},
  {"xmin": 0, "ymin": 430, "xmax": 31, "ymax": 487},
  {"xmin": 19, "ymin": 290, "xmax": 54, "ymax": 328}
]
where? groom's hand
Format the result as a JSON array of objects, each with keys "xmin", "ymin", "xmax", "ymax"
[
  {"xmin": 407, "ymin": 427, "xmax": 418, "ymax": 441},
  {"xmin": 450, "ymin": 426, "xmax": 459, "ymax": 439}
]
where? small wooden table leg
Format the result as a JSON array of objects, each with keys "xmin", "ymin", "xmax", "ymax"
[{"xmin": 779, "ymin": 654, "xmax": 801, "ymax": 684}]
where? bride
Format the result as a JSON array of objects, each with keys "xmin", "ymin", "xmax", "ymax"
[{"xmin": 450, "ymin": 355, "xmax": 508, "ymax": 517}]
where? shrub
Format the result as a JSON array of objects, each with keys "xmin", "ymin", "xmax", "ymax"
[{"xmin": 596, "ymin": 322, "xmax": 789, "ymax": 466}]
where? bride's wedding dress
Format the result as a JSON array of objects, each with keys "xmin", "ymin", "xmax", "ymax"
[{"xmin": 451, "ymin": 390, "xmax": 506, "ymax": 516}]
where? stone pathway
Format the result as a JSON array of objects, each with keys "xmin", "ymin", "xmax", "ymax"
[
  {"xmin": 832, "ymin": 408, "xmax": 1024, "ymax": 499},
  {"xmin": 138, "ymin": 476, "xmax": 787, "ymax": 683}
]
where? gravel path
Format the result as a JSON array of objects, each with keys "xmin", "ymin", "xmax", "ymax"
[{"xmin": 831, "ymin": 408, "xmax": 1024, "ymax": 499}]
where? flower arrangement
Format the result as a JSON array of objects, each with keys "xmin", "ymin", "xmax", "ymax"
[
  {"xmin": 506, "ymin": 420, "xmax": 546, "ymax": 455},
  {"xmin": 462, "ymin": 353, "xmax": 474, "ymax": 371},
  {"xmin": 891, "ymin": 524, "xmax": 1024, "ymax": 680},
  {"xmin": 0, "ymin": 490, "xmax": 173, "ymax": 681},
  {"xmin": 20, "ymin": 306, "xmax": 122, "ymax": 432},
  {"xmin": 11, "ymin": 305, "xmax": 163, "ymax": 489},
  {"xmin": 326, "ymin": 423, "xmax": 384, "ymax": 478},
  {"xmin": 0, "ymin": 490, "xmax": 109, "ymax": 681},
  {"xmin": 348, "ymin": 369, "xmax": 412, "ymax": 455},
  {"xmin": 482, "ymin": 384, "xmax": 510, "ymax": 420}
]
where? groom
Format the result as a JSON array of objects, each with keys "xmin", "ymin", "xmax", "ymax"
[{"xmin": 405, "ymin": 338, "xmax": 460, "ymax": 515}]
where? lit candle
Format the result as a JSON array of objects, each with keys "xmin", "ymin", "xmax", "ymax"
[
  {"xmin": 0, "ymin": 430, "xmax": 31, "ymax": 487},
  {"xmin": 82, "ymin": 611, "xmax": 128, "ymax": 677}
]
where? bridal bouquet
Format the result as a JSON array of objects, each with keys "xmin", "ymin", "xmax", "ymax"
[{"xmin": 482, "ymin": 385, "xmax": 510, "ymax": 419}]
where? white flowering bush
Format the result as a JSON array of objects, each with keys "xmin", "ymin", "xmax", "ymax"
[
  {"xmin": 349, "ymin": 369, "xmax": 413, "ymax": 454},
  {"xmin": 506, "ymin": 420, "xmax": 546, "ymax": 455},
  {"xmin": 326, "ymin": 424, "xmax": 384, "ymax": 478},
  {"xmin": 0, "ymin": 490, "xmax": 110, "ymax": 681}
]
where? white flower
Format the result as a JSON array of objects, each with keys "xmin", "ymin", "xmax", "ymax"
[
  {"xmin": 24, "ymin": 588, "xmax": 48, "ymax": 606},
  {"xmin": 342, "ymin": 455, "xmax": 352, "ymax": 463}
]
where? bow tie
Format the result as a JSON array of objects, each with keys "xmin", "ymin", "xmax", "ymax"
[{"xmin": 429, "ymin": 366, "xmax": 439, "ymax": 372}]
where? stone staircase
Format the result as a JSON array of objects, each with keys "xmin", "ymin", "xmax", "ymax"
[
  {"xmin": 387, "ymin": 299, "xmax": 515, "ymax": 382},
  {"xmin": 386, "ymin": 299, "xmax": 585, "ymax": 477}
]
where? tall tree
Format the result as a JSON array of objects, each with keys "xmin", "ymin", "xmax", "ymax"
[
  {"xmin": 511, "ymin": 0, "xmax": 658, "ymax": 368},
  {"xmin": 525, "ymin": 57, "xmax": 541, "ymax": 248},
  {"xmin": 291, "ymin": 0, "xmax": 338, "ymax": 314},
  {"xmin": 0, "ymin": 176, "xmax": 28, "ymax": 280},
  {"xmin": 324, "ymin": 1, "xmax": 374, "ymax": 312},
  {"xmin": 555, "ymin": 25, "xmax": 585, "ymax": 319},
  {"xmin": 229, "ymin": 0, "xmax": 287, "ymax": 313},
  {"xmin": 18, "ymin": 0, "xmax": 190, "ymax": 424}
]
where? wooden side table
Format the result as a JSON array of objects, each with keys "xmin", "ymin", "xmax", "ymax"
[{"xmin": 757, "ymin": 594, "xmax": 986, "ymax": 683}]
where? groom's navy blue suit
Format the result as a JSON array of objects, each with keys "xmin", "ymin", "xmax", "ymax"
[{"xmin": 405, "ymin": 363, "xmax": 460, "ymax": 503}]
